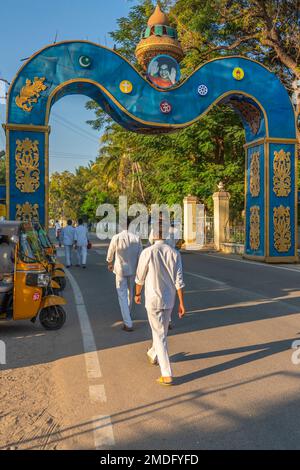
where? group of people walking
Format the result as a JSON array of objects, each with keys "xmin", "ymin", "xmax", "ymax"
[
  {"xmin": 107, "ymin": 218, "xmax": 185, "ymax": 386},
  {"xmin": 56, "ymin": 219, "xmax": 89, "ymax": 268}
]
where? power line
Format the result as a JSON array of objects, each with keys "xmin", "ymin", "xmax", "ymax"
[
  {"xmin": 51, "ymin": 112, "xmax": 100, "ymax": 143},
  {"xmin": 50, "ymin": 155, "xmax": 96, "ymax": 160},
  {"xmin": 51, "ymin": 116, "xmax": 99, "ymax": 143},
  {"xmin": 52, "ymin": 111, "xmax": 99, "ymax": 139},
  {"xmin": 51, "ymin": 151, "xmax": 98, "ymax": 158}
]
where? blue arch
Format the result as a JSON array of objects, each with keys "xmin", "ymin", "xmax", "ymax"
[
  {"xmin": 5, "ymin": 41, "xmax": 298, "ymax": 263},
  {"xmin": 7, "ymin": 41, "xmax": 295, "ymax": 141}
]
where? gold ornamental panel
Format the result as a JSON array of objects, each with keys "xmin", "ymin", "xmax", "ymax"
[
  {"xmin": 250, "ymin": 206, "xmax": 260, "ymax": 251},
  {"xmin": 273, "ymin": 205, "xmax": 291, "ymax": 253},
  {"xmin": 16, "ymin": 202, "xmax": 39, "ymax": 221},
  {"xmin": 15, "ymin": 77, "xmax": 47, "ymax": 112},
  {"xmin": 273, "ymin": 149, "xmax": 291, "ymax": 197},
  {"xmin": 15, "ymin": 138, "xmax": 40, "ymax": 193},
  {"xmin": 250, "ymin": 151, "xmax": 260, "ymax": 197}
]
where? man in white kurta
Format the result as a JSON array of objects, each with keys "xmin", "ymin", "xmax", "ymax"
[
  {"xmin": 107, "ymin": 229, "xmax": 143, "ymax": 331},
  {"xmin": 135, "ymin": 239, "xmax": 185, "ymax": 384},
  {"xmin": 74, "ymin": 219, "xmax": 89, "ymax": 268},
  {"xmin": 62, "ymin": 220, "xmax": 75, "ymax": 268}
]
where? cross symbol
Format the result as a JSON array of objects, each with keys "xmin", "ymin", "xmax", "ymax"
[
  {"xmin": 123, "ymin": 81, "xmax": 130, "ymax": 91},
  {"xmin": 121, "ymin": 81, "xmax": 132, "ymax": 93}
]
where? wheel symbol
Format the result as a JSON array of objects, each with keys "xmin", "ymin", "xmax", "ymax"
[{"xmin": 198, "ymin": 84, "xmax": 208, "ymax": 96}]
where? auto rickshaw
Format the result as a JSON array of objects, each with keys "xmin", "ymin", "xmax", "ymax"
[
  {"xmin": 0, "ymin": 221, "xmax": 67, "ymax": 330},
  {"xmin": 33, "ymin": 222, "xmax": 66, "ymax": 291}
]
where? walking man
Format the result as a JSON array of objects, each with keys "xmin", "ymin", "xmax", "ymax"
[
  {"xmin": 135, "ymin": 224, "xmax": 185, "ymax": 385},
  {"xmin": 107, "ymin": 220, "xmax": 143, "ymax": 332},
  {"xmin": 62, "ymin": 219, "xmax": 75, "ymax": 268},
  {"xmin": 74, "ymin": 219, "xmax": 89, "ymax": 268},
  {"xmin": 54, "ymin": 220, "xmax": 62, "ymax": 247}
]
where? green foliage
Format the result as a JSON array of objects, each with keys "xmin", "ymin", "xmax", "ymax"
[{"xmin": 80, "ymin": 188, "xmax": 108, "ymax": 221}]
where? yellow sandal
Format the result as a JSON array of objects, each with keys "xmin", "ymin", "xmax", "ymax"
[{"xmin": 156, "ymin": 376, "xmax": 173, "ymax": 386}]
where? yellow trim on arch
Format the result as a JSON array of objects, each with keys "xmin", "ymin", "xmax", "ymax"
[
  {"xmin": 5, "ymin": 39, "xmax": 277, "ymax": 119},
  {"xmin": 4, "ymin": 123, "xmax": 51, "ymax": 133},
  {"xmin": 44, "ymin": 77, "xmax": 270, "ymax": 136}
]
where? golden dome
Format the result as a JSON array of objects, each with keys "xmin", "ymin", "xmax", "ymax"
[
  {"xmin": 148, "ymin": 4, "xmax": 170, "ymax": 26},
  {"xmin": 135, "ymin": 4, "xmax": 184, "ymax": 70}
]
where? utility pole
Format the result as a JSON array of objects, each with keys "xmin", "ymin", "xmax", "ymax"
[{"xmin": 0, "ymin": 78, "xmax": 10, "ymax": 105}]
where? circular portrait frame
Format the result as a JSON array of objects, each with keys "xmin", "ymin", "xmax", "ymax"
[{"xmin": 147, "ymin": 54, "xmax": 181, "ymax": 89}]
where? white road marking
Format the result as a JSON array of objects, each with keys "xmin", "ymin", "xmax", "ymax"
[
  {"xmin": 185, "ymin": 271, "xmax": 227, "ymax": 287},
  {"xmin": 14, "ymin": 333, "xmax": 46, "ymax": 339},
  {"xmin": 65, "ymin": 269, "xmax": 115, "ymax": 448},
  {"xmin": 89, "ymin": 385, "xmax": 107, "ymax": 404},
  {"xmin": 203, "ymin": 253, "xmax": 300, "ymax": 274},
  {"xmin": 95, "ymin": 249, "xmax": 107, "ymax": 256},
  {"xmin": 92, "ymin": 415, "xmax": 115, "ymax": 449}
]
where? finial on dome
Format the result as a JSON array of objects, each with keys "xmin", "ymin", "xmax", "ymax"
[
  {"xmin": 135, "ymin": 3, "xmax": 184, "ymax": 71},
  {"xmin": 147, "ymin": 4, "xmax": 170, "ymax": 27}
]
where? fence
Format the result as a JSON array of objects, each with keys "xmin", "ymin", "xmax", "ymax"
[
  {"xmin": 224, "ymin": 222, "xmax": 245, "ymax": 244},
  {"xmin": 198, "ymin": 215, "xmax": 214, "ymax": 247}
]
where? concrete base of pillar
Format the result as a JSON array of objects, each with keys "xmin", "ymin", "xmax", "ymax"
[{"xmin": 182, "ymin": 243, "xmax": 215, "ymax": 251}]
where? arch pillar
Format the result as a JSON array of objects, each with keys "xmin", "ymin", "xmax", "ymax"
[
  {"xmin": 4, "ymin": 124, "xmax": 50, "ymax": 227},
  {"xmin": 244, "ymin": 138, "xmax": 298, "ymax": 262}
]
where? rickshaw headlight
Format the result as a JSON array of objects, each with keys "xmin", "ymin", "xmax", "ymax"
[
  {"xmin": 26, "ymin": 273, "xmax": 51, "ymax": 287},
  {"xmin": 37, "ymin": 273, "xmax": 51, "ymax": 287}
]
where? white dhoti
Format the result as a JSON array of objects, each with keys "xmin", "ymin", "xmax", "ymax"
[
  {"xmin": 77, "ymin": 246, "xmax": 87, "ymax": 266},
  {"xmin": 146, "ymin": 307, "xmax": 173, "ymax": 377},
  {"xmin": 64, "ymin": 245, "xmax": 73, "ymax": 266},
  {"xmin": 116, "ymin": 275, "xmax": 135, "ymax": 328}
]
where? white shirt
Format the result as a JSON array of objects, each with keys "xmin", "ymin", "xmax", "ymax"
[
  {"xmin": 55, "ymin": 222, "xmax": 61, "ymax": 236},
  {"xmin": 74, "ymin": 225, "xmax": 88, "ymax": 247},
  {"xmin": 135, "ymin": 240, "xmax": 185, "ymax": 310},
  {"xmin": 107, "ymin": 230, "xmax": 143, "ymax": 277},
  {"xmin": 62, "ymin": 225, "xmax": 75, "ymax": 246}
]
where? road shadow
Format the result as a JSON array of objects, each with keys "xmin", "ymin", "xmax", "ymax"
[
  {"xmin": 1, "ymin": 249, "xmax": 300, "ymax": 371},
  {"xmin": 2, "ymin": 370, "xmax": 300, "ymax": 450}
]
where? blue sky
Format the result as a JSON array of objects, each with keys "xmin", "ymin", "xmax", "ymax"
[{"xmin": 0, "ymin": 0, "xmax": 140, "ymax": 174}]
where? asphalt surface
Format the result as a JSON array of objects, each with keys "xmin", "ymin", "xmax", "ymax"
[{"xmin": 1, "ymin": 234, "xmax": 300, "ymax": 449}]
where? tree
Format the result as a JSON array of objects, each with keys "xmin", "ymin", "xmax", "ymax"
[{"xmin": 173, "ymin": 0, "xmax": 300, "ymax": 86}]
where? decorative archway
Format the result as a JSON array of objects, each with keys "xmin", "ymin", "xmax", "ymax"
[{"xmin": 4, "ymin": 40, "xmax": 297, "ymax": 262}]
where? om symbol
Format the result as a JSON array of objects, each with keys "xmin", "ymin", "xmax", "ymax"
[{"xmin": 160, "ymin": 101, "xmax": 172, "ymax": 114}]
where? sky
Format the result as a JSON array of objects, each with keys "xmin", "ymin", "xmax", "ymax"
[{"xmin": 0, "ymin": 0, "xmax": 140, "ymax": 174}]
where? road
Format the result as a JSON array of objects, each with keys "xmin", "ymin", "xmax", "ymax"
[{"xmin": 1, "ymin": 234, "xmax": 300, "ymax": 450}]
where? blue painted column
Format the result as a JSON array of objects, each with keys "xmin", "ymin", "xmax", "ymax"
[
  {"xmin": 245, "ymin": 139, "xmax": 297, "ymax": 262},
  {"xmin": 5, "ymin": 124, "xmax": 50, "ymax": 226},
  {"xmin": 245, "ymin": 142, "xmax": 266, "ymax": 259},
  {"xmin": 267, "ymin": 140, "xmax": 297, "ymax": 262}
]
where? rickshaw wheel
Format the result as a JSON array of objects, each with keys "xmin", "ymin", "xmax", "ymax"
[
  {"xmin": 39, "ymin": 305, "xmax": 66, "ymax": 330},
  {"xmin": 53, "ymin": 276, "xmax": 67, "ymax": 291}
]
